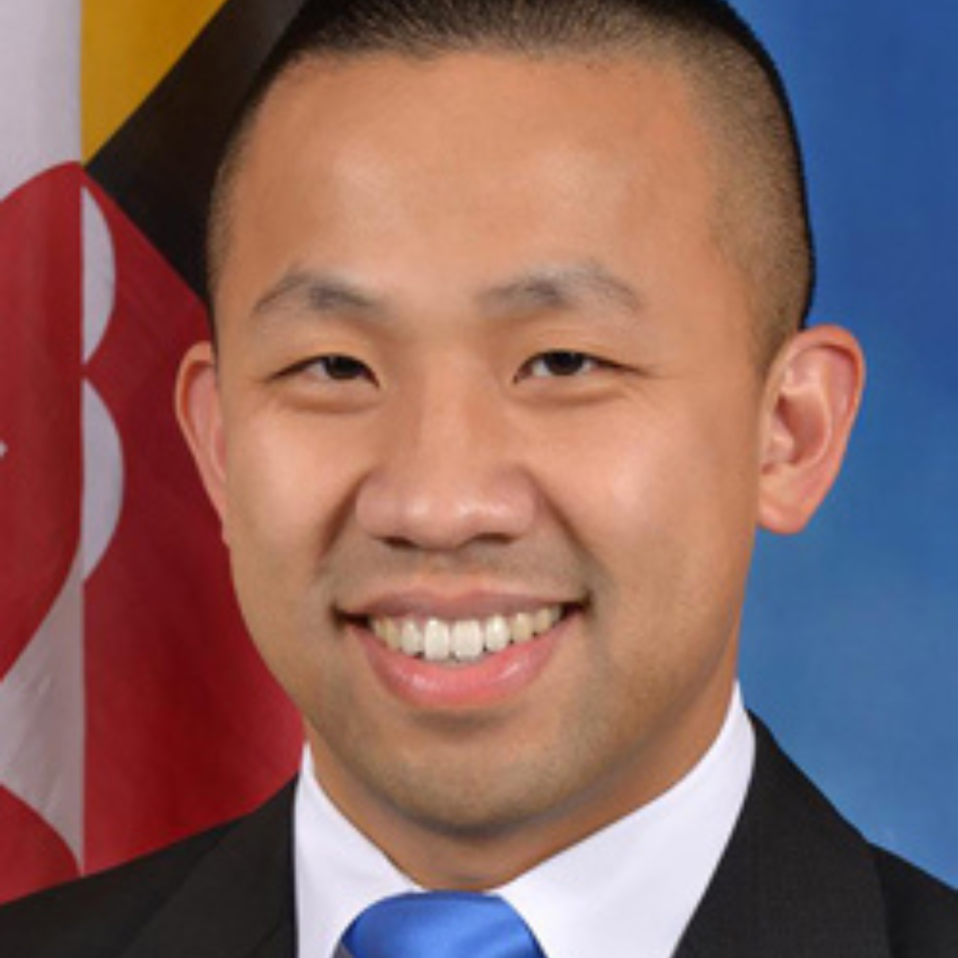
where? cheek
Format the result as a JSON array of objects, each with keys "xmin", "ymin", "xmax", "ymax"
[
  {"xmin": 534, "ymin": 391, "xmax": 761, "ymax": 621},
  {"xmin": 222, "ymin": 410, "xmax": 364, "ymax": 562},
  {"xmin": 548, "ymin": 403, "xmax": 753, "ymax": 536},
  {"xmin": 217, "ymin": 412, "xmax": 365, "ymax": 695},
  {"xmin": 217, "ymin": 410, "xmax": 375, "ymax": 663}
]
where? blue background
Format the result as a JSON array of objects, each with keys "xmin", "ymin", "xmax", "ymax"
[{"xmin": 733, "ymin": 2, "xmax": 958, "ymax": 885}]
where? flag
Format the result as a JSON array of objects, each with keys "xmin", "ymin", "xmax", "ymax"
[{"xmin": 0, "ymin": 0, "xmax": 304, "ymax": 904}]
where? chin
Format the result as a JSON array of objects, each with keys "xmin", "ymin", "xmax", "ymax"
[{"xmin": 362, "ymin": 747, "xmax": 585, "ymax": 840}]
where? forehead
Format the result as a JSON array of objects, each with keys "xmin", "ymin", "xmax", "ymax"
[
  {"xmin": 217, "ymin": 52, "xmax": 731, "ymax": 332},
  {"xmin": 239, "ymin": 51, "xmax": 712, "ymax": 202}
]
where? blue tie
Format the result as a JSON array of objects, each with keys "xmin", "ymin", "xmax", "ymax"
[{"xmin": 341, "ymin": 892, "xmax": 546, "ymax": 958}]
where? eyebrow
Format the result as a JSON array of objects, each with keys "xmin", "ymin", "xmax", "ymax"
[
  {"xmin": 250, "ymin": 261, "xmax": 642, "ymax": 325},
  {"xmin": 478, "ymin": 262, "xmax": 643, "ymax": 319},
  {"xmin": 252, "ymin": 270, "xmax": 386, "ymax": 321}
]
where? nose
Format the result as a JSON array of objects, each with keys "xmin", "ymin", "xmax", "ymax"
[{"xmin": 355, "ymin": 375, "xmax": 537, "ymax": 551}]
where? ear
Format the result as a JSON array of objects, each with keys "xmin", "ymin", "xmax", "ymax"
[
  {"xmin": 175, "ymin": 341, "xmax": 229, "ymax": 529},
  {"xmin": 758, "ymin": 325, "xmax": 865, "ymax": 534}
]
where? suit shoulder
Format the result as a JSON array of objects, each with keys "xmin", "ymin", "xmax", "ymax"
[
  {"xmin": 0, "ymin": 819, "xmax": 234, "ymax": 958},
  {"xmin": 873, "ymin": 846, "xmax": 958, "ymax": 958}
]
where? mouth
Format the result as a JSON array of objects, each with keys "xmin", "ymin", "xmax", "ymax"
[
  {"xmin": 360, "ymin": 604, "xmax": 568, "ymax": 664},
  {"xmin": 341, "ymin": 600, "xmax": 578, "ymax": 709}
]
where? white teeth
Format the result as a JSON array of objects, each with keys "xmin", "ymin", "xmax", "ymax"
[
  {"xmin": 511, "ymin": 613, "xmax": 534, "ymax": 643},
  {"xmin": 423, "ymin": 619, "xmax": 451, "ymax": 662},
  {"xmin": 400, "ymin": 619, "xmax": 424, "ymax": 656},
  {"xmin": 368, "ymin": 604, "xmax": 565, "ymax": 662},
  {"xmin": 484, "ymin": 615, "xmax": 510, "ymax": 653},
  {"xmin": 382, "ymin": 618, "xmax": 402, "ymax": 651},
  {"xmin": 452, "ymin": 620, "xmax": 484, "ymax": 661},
  {"xmin": 534, "ymin": 607, "xmax": 558, "ymax": 632}
]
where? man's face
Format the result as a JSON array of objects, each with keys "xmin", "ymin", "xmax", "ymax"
[{"xmin": 195, "ymin": 53, "xmax": 770, "ymax": 879}]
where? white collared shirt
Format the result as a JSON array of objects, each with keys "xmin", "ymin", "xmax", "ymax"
[{"xmin": 294, "ymin": 687, "xmax": 755, "ymax": 958}]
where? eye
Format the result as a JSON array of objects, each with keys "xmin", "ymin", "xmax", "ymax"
[
  {"xmin": 523, "ymin": 351, "xmax": 599, "ymax": 379},
  {"xmin": 295, "ymin": 354, "xmax": 374, "ymax": 383}
]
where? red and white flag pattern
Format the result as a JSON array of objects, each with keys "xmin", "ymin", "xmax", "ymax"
[{"xmin": 0, "ymin": 0, "xmax": 301, "ymax": 903}]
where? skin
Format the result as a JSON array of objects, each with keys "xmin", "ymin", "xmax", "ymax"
[{"xmin": 178, "ymin": 53, "xmax": 864, "ymax": 888}]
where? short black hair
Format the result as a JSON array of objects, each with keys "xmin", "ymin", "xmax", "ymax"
[{"xmin": 208, "ymin": 0, "xmax": 814, "ymax": 365}]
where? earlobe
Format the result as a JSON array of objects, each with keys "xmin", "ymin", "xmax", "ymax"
[
  {"xmin": 175, "ymin": 341, "xmax": 229, "ymax": 528},
  {"xmin": 758, "ymin": 325, "xmax": 865, "ymax": 535}
]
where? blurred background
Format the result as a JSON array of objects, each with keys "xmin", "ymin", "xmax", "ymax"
[{"xmin": 737, "ymin": 0, "xmax": 958, "ymax": 885}]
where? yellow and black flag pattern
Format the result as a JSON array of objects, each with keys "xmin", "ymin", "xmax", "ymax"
[{"xmin": 86, "ymin": 0, "xmax": 303, "ymax": 292}]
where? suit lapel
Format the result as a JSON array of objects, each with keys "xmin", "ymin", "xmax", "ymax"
[
  {"xmin": 109, "ymin": 720, "xmax": 897, "ymax": 958},
  {"xmin": 248, "ymin": 920, "xmax": 296, "ymax": 958},
  {"xmin": 121, "ymin": 783, "xmax": 297, "ymax": 958},
  {"xmin": 674, "ymin": 720, "xmax": 892, "ymax": 958}
]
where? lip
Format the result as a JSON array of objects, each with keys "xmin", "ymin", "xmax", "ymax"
[{"xmin": 347, "ymin": 609, "xmax": 575, "ymax": 711}]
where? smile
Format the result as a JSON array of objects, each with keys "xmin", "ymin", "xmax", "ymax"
[{"xmin": 367, "ymin": 605, "xmax": 565, "ymax": 663}]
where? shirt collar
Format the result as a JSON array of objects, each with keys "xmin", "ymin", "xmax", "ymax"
[
  {"xmin": 497, "ymin": 687, "xmax": 754, "ymax": 958},
  {"xmin": 294, "ymin": 687, "xmax": 754, "ymax": 958}
]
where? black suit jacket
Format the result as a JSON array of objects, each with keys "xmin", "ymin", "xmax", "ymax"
[{"xmin": 2, "ymin": 722, "xmax": 957, "ymax": 957}]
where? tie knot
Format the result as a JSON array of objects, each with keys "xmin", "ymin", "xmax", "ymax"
[{"xmin": 341, "ymin": 892, "xmax": 545, "ymax": 958}]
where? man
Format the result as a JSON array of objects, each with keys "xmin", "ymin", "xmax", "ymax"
[{"xmin": 2, "ymin": 0, "xmax": 956, "ymax": 955}]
